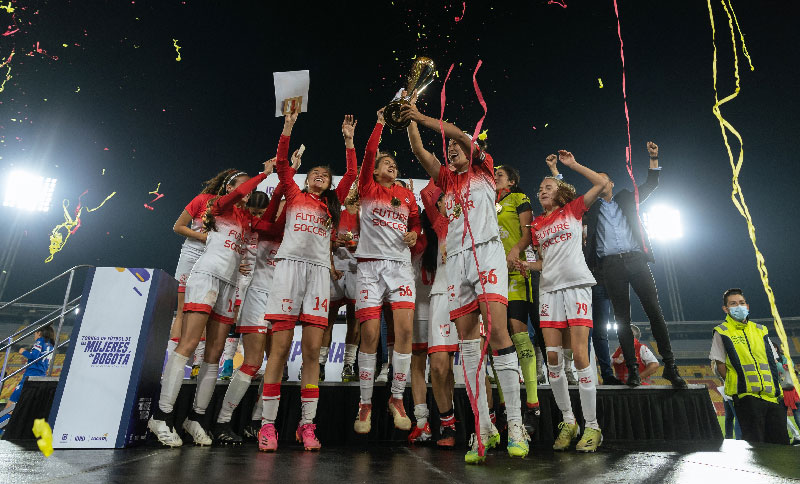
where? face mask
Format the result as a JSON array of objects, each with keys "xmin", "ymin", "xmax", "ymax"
[{"xmin": 728, "ymin": 305, "xmax": 749, "ymax": 322}]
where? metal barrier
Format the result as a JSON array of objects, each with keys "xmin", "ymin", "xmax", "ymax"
[{"xmin": 0, "ymin": 265, "xmax": 92, "ymax": 385}]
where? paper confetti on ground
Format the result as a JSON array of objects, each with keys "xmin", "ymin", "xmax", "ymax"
[
  {"xmin": 45, "ymin": 190, "xmax": 117, "ymax": 263},
  {"xmin": 172, "ymin": 39, "xmax": 181, "ymax": 61}
]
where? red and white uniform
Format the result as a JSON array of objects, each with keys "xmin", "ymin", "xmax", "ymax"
[
  {"xmin": 183, "ymin": 172, "xmax": 267, "ymax": 324},
  {"xmin": 612, "ymin": 340, "xmax": 658, "ymax": 384},
  {"xmin": 235, "ymin": 228, "xmax": 258, "ymax": 306},
  {"xmin": 331, "ymin": 208, "xmax": 359, "ymax": 308},
  {"xmin": 174, "ymin": 193, "xmax": 214, "ymax": 292},
  {"xmin": 264, "ymin": 135, "xmax": 357, "ymax": 331},
  {"xmin": 531, "ymin": 195, "xmax": 596, "ymax": 329},
  {"xmin": 436, "ymin": 148, "xmax": 508, "ymax": 320},
  {"xmin": 354, "ymin": 122, "xmax": 421, "ymax": 322}
]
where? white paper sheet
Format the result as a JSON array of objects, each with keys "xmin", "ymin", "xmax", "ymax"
[{"xmin": 273, "ymin": 70, "xmax": 310, "ymax": 117}]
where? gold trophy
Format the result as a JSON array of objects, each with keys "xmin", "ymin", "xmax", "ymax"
[{"xmin": 384, "ymin": 57, "xmax": 436, "ymax": 130}]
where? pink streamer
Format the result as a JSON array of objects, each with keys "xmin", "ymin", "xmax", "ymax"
[
  {"xmin": 548, "ymin": 0, "xmax": 568, "ymax": 8},
  {"xmin": 454, "ymin": 1, "xmax": 466, "ymax": 22}
]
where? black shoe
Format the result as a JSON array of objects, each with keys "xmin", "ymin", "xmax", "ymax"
[
  {"xmin": 241, "ymin": 419, "xmax": 261, "ymax": 441},
  {"xmin": 437, "ymin": 425, "xmax": 457, "ymax": 448},
  {"xmin": 212, "ymin": 422, "xmax": 243, "ymax": 445},
  {"xmin": 626, "ymin": 365, "xmax": 641, "ymax": 387},
  {"xmin": 602, "ymin": 375, "xmax": 624, "ymax": 385},
  {"xmin": 523, "ymin": 405, "xmax": 541, "ymax": 436},
  {"xmin": 663, "ymin": 363, "xmax": 688, "ymax": 389},
  {"xmin": 341, "ymin": 363, "xmax": 356, "ymax": 382}
]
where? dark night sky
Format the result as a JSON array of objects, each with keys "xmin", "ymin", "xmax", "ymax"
[{"xmin": 0, "ymin": 0, "xmax": 798, "ymax": 321}]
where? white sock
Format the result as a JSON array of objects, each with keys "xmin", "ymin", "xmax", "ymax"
[
  {"xmin": 577, "ymin": 366, "xmax": 598, "ymax": 430},
  {"xmin": 391, "ymin": 351, "xmax": 411, "ymax": 399},
  {"xmin": 547, "ymin": 346, "xmax": 575, "ymax": 424},
  {"xmin": 344, "ymin": 344, "xmax": 358, "ymax": 365},
  {"xmin": 192, "ymin": 362, "xmax": 219, "ymax": 415},
  {"xmin": 300, "ymin": 386, "xmax": 319, "ymax": 425},
  {"xmin": 358, "ymin": 352, "xmax": 376, "ymax": 404},
  {"xmin": 167, "ymin": 339, "xmax": 178, "ymax": 354},
  {"xmin": 193, "ymin": 340, "xmax": 206, "ymax": 366},
  {"xmin": 158, "ymin": 350, "xmax": 189, "ymax": 413},
  {"xmin": 217, "ymin": 370, "xmax": 253, "ymax": 423},
  {"xmin": 319, "ymin": 346, "xmax": 330, "ymax": 365},
  {"xmin": 221, "ymin": 337, "xmax": 238, "ymax": 362},
  {"xmin": 461, "ymin": 338, "xmax": 491, "ymax": 433},
  {"xmin": 261, "ymin": 383, "xmax": 281, "ymax": 425},
  {"xmin": 414, "ymin": 403, "xmax": 429, "ymax": 428},
  {"xmin": 494, "ymin": 350, "xmax": 522, "ymax": 422}
]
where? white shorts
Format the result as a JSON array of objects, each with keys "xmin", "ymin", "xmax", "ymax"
[
  {"xmin": 183, "ymin": 271, "xmax": 236, "ymax": 324},
  {"xmin": 355, "ymin": 259, "xmax": 415, "ymax": 323},
  {"xmin": 264, "ymin": 259, "xmax": 330, "ymax": 332},
  {"xmin": 237, "ymin": 286, "xmax": 271, "ymax": 334},
  {"xmin": 446, "ymin": 240, "xmax": 508, "ymax": 321},
  {"xmin": 174, "ymin": 249, "xmax": 203, "ymax": 292},
  {"xmin": 331, "ymin": 270, "xmax": 357, "ymax": 308},
  {"xmin": 413, "ymin": 293, "xmax": 459, "ymax": 354},
  {"xmin": 539, "ymin": 285, "xmax": 593, "ymax": 329}
]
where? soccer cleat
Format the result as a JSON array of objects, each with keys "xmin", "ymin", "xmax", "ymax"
[
  {"xmin": 182, "ymin": 413, "xmax": 213, "ymax": 446},
  {"xmin": 565, "ymin": 367, "xmax": 578, "ymax": 385},
  {"xmin": 319, "ymin": 363, "xmax": 326, "ymax": 382},
  {"xmin": 553, "ymin": 421, "xmax": 579, "ymax": 451},
  {"xmin": 241, "ymin": 420, "xmax": 261, "ymax": 441},
  {"xmin": 408, "ymin": 422, "xmax": 432, "ymax": 444},
  {"xmin": 464, "ymin": 432, "xmax": 489, "ymax": 464},
  {"xmin": 375, "ymin": 363, "xmax": 390, "ymax": 383},
  {"xmin": 296, "ymin": 423, "xmax": 322, "ymax": 451},
  {"xmin": 147, "ymin": 409, "xmax": 182, "ymax": 447},
  {"xmin": 341, "ymin": 363, "xmax": 356, "ymax": 382},
  {"xmin": 388, "ymin": 397, "xmax": 412, "ymax": 430},
  {"xmin": 437, "ymin": 425, "xmax": 456, "ymax": 448},
  {"xmin": 507, "ymin": 421, "xmax": 530, "ymax": 458},
  {"xmin": 537, "ymin": 366, "xmax": 547, "ymax": 384},
  {"xmin": 258, "ymin": 423, "xmax": 278, "ymax": 452},
  {"xmin": 212, "ymin": 422, "xmax": 242, "ymax": 445},
  {"xmin": 354, "ymin": 403, "xmax": 372, "ymax": 434},
  {"xmin": 576, "ymin": 427, "xmax": 603, "ymax": 452},
  {"xmin": 486, "ymin": 423, "xmax": 501, "ymax": 449},
  {"xmin": 523, "ymin": 404, "xmax": 541, "ymax": 436},
  {"xmin": 190, "ymin": 365, "xmax": 200, "ymax": 379},
  {"xmin": 219, "ymin": 359, "xmax": 233, "ymax": 380}
]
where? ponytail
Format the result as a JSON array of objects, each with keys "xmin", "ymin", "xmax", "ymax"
[
  {"xmin": 201, "ymin": 168, "xmax": 239, "ymax": 195},
  {"xmin": 202, "ymin": 196, "xmax": 221, "ymax": 233}
]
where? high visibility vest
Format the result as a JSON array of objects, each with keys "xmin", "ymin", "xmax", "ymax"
[{"xmin": 714, "ymin": 315, "xmax": 782, "ymax": 403}]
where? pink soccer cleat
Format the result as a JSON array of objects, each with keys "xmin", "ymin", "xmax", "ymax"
[
  {"xmin": 296, "ymin": 422, "xmax": 322, "ymax": 451},
  {"xmin": 258, "ymin": 423, "xmax": 278, "ymax": 452}
]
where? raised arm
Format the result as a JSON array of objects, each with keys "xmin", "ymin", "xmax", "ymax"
[
  {"xmin": 557, "ymin": 150, "xmax": 608, "ymax": 208},
  {"xmin": 252, "ymin": 175, "xmax": 292, "ymax": 232},
  {"xmin": 545, "ymin": 154, "xmax": 560, "ymax": 177},
  {"xmin": 336, "ymin": 115, "xmax": 359, "ymax": 203},
  {"xmin": 215, "ymin": 170, "xmax": 269, "ymax": 211},
  {"xmin": 636, "ymin": 141, "xmax": 661, "ymax": 202},
  {"xmin": 407, "ymin": 121, "xmax": 441, "ymax": 179},
  {"xmin": 399, "ymin": 102, "xmax": 473, "ymax": 161},
  {"xmin": 358, "ymin": 110, "xmax": 384, "ymax": 192}
]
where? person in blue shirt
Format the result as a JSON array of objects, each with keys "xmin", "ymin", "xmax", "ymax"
[{"xmin": 3, "ymin": 326, "xmax": 55, "ymax": 419}]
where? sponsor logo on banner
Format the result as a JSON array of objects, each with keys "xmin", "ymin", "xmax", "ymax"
[
  {"xmin": 81, "ymin": 335, "xmax": 133, "ymax": 367},
  {"xmin": 61, "ymin": 434, "xmax": 68, "ymax": 442},
  {"xmin": 91, "ymin": 433, "xmax": 109, "ymax": 442},
  {"xmin": 74, "ymin": 435, "xmax": 86, "ymax": 442}
]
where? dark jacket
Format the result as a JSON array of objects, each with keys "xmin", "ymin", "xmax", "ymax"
[{"xmin": 583, "ymin": 169, "xmax": 660, "ymax": 271}]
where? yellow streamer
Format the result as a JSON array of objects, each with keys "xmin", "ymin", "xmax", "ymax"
[
  {"xmin": 172, "ymin": 39, "xmax": 181, "ymax": 62},
  {"xmin": 45, "ymin": 191, "xmax": 116, "ymax": 263},
  {"xmin": 707, "ymin": 0, "xmax": 798, "ymax": 391},
  {"xmin": 32, "ymin": 419, "xmax": 53, "ymax": 457},
  {"xmin": 0, "ymin": 2, "xmax": 14, "ymax": 13}
]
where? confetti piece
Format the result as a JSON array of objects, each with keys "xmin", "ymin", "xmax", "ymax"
[
  {"xmin": 598, "ymin": 77, "xmax": 604, "ymax": 88},
  {"xmin": 102, "ymin": 168, "xmax": 105, "ymax": 175},
  {"xmin": 144, "ymin": 204, "xmax": 154, "ymax": 210},
  {"xmin": 148, "ymin": 182, "xmax": 164, "ymax": 203},
  {"xmin": 706, "ymin": 0, "xmax": 795, "ymax": 391},
  {"xmin": 454, "ymin": 1, "xmax": 466, "ymax": 22},
  {"xmin": 547, "ymin": 0, "xmax": 567, "ymax": 7},
  {"xmin": 32, "ymin": 419, "xmax": 53, "ymax": 457},
  {"xmin": 477, "ymin": 129, "xmax": 488, "ymax": 141},
  {"xmin": 75, "ymin": 86, "xmax": 80, "ymax": 92},
  {"xmin": 544, "ymin": 123, "xmax": 549, "ymax": 127},
  {"xmin": 45, "ymin": 191, "xmax": 116, "ymax": 263},
  {"xmin": 172, "ymin": 39, "xmax": 181, "ymax": 61},
  {"xmin": 532, "ymin": 126, "xmax": 536, "ymax": 130},
  {"xmin": 0, "ymin": 2, "xmax": 14, "ymax": 13}
]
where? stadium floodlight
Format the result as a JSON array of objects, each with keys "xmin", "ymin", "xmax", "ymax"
[
  {"xmin": 643, "ymin": 205, "xmax": 683, "ymax": 241},
  {"xmin": 2, "ymin": 170, "xmax": 57, "ymax": 212}
]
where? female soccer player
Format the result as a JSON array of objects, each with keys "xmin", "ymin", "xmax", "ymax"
[
  {"xmin": 352, "ymin": 108, "xmax": 420, "ymax": 436},
  {"xmin": 399, "ymin": 100, "xmax": 526, "ymax": 463},
  {"xmin": 258, "ymin": 112, "xmax": 357, "ymax": 452},
  {"xmin": 519, "ymin": 150, "xmax": 608, "ymax": 453},
  {"xmin": 495, "ymin": 164, "xmax": 540, "ymax": 434},
  {"xmin": 149, "ymin": 163, "xmax": 272, "ymax": 447}
]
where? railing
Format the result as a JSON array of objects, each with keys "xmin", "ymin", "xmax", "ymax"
[{"xmin": 0, "ymin": 265, "xmax": 92, "ymax": 385}]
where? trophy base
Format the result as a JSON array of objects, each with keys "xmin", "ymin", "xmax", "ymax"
[{"xmin": 384, "ymin": 99, "xmax": 411, "ymax": 130}]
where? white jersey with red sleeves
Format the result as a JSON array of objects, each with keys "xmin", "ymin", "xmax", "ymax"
[
  {"xmin": 249, "ymin": 238, "xmax": 281, "ymax": 291},
  {"xmin": 180, "ymin": 193, "xmax": 214, "ymax": 254},
  {"xmin": 355, "ymin": 122, "xmax": 420, "ymax": 263},
  {"xmin": 436, "ymin": 149, "xmax": 501, "ymax": 258},
  {"xmin": 531, "ymin": 195, "xmax": 596, "ymax": 292},
  {"xmin": 333, "ymin": 209, "xmax": 359, "ymax": 272}
]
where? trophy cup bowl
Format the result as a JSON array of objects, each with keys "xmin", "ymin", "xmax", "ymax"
[{"xmin": 384, "ymin": 57, "xmax": 436, "ymax": 130}]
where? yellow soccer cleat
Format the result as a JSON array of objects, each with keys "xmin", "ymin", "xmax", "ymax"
[
  {"xmin": 552, "ymin": 421, "xmax": 579, "ymax": 451},
  {"xmin": 576, "ymin": 427, "xmax": 602, "ymax": 453}
]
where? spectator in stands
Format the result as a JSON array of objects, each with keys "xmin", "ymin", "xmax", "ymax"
[
  {"xmin": 611, "ymin": 325, "xmax": 659, "ymax": 384},
  {"xmin": 774, "ymin": 343, "xmax": 800, "ymax": 445},
  {"xmin": 0, "ymin": 326, "xmax": 55, "ymax": 427},
  {"xmin": 580, "ymin": 142, "xmax": 685, "ymax": 388},
  {"xmin": 709, "ymin": 288, "xmax": 787, "ymax": 444}
]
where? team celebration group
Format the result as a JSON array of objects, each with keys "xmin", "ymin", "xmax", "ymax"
[{"xmin": 148, "ymin": 92, "xmax": 654, "ymax": 464}]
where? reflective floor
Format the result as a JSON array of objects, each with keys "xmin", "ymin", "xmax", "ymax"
[{"xmin": 2, "ymin": 439, "xmax": 798, "ymax": 484}]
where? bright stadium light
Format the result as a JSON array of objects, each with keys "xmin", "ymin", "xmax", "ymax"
[
  {"xmin": 642, "ymin": 205, "xmax": 682, "ymax": 241},
  {"xmin": 3, "ymin": 170, "xmax": 57, "ymax": 212}
]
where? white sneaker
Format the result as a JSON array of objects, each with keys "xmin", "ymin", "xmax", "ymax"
[
  {"xmin": 183, "ymin": 417, "xmax": 213, "ymax": 446},
  {"xmin": 375, "ymin": 363, "xmax": 389, "ymax": 383},
  {"xmin": 147, "ymin": 417, "xmax": 182, "ymax": 447}
]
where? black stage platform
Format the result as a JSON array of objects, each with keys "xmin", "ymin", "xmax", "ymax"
[
  {"xmin": 1, "ymin": 440, "xmax": 798, "ymax": 484},
  {"xmin": 6, "ymin": 377, "xmax": 721, "ymax": 446}
]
